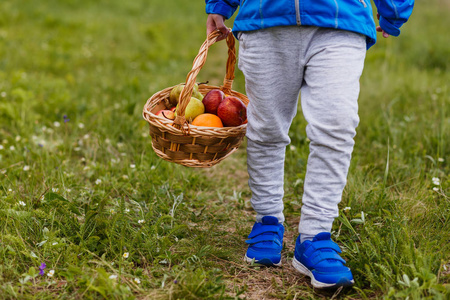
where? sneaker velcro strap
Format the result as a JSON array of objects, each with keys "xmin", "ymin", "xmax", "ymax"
[
  {"xmin": 248, "ymin": 225, "xmax": 283, "ymax": 238},
  {"xmin": 310, "ymin": 250, "xmax": 346, "ymax": 265},
  {"xmin": 306, "ymin": 240, "xmax": 342, "ymax": 256},
  {"xmin": 245, "ymin": 234, "xmax": 282, "ymax": 246}
]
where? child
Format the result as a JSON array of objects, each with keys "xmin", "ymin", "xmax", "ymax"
[{"xmin": 205, "ymin": 0, "xmax": 414, "ymax": 289}]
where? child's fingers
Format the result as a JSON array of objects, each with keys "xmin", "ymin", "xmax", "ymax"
[{"xmin": 376, "ymin": 26, "xmax": 390, "ymax": 38}]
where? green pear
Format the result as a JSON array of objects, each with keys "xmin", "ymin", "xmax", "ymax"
[
  {"xmin": 193, "ymin": 90, "xmax": 203, "ymax": 101},
  {"xmin": 175, "ymin": 97, "xmax": 204, "ymax": 122},
  {"xmin": 169, "ymin": 83, "xmax": 200, "ymax": 107}
]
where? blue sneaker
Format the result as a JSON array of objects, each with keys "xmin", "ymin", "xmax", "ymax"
[
  {"xmin": 292, "ymin": 232, "xmax": 354, "ymax": 288},
  {"xmin": 244, "ymin": 216, "xmax": 284, "ymax": 266}
]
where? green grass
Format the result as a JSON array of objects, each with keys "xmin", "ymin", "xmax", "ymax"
[{"xmin": 0, "ymin": 0, "xmax": 448, "ymax": 299}]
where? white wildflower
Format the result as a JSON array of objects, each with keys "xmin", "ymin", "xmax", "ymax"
[
  {"xmin": 150, "ymin": 165, "xmax": 156, "ymax": 170},
  {"xmin": 105, "ymin": 138, "xmax": 111, "ymax": 144},
  {"xmin": 78, "ymin": 123, "xmax": 85, "ymax": 129},
  {"xmin": 53, "ymin": 121, "xmax": 61, "ymax": 128},
  {"xmin": 9, "ymin": 145, "xmax": 15, "ymax": 151},
  {"xmin": 130, "ymin": 164, "xmax": 136, "ymax": 169},
  {"xmin": 133, "ymin": 278, "xmax": 141, "ymax": 284},
  {"xmin": 110, "ymin": 209, "xmax": 115, "ymax": 214},
  {"xmin": 123, "ymin": 252, "xmax": 129, "ymax": 259},
  {"xmin": 125, "ymin": 208, "xmax": 130, "ymax": 213},
  {"xmin": 83, "ymin": 134, "xmax": 90, "ymax": 140},
  {"xmin": 0, "ymin": 92, "xmax": 6, "ymax": 97},
  {"xmin": 289, "ymin": 145, "xmax": 296, "ymax": 151},
  {"xmin": 138, "ymin": 219, "xmax": 145, "ymax": 224},
  {"xmin": 74, "ymin": 147, "xmax": 81, "ymax": 152},
  {"xmin": 18, "ymin": 201, "xmax": 26, "ymax": 207},
  {"xmin": 95, "ymin": 179, "xmax": 102, "ymax": 185},
  {"xmin": 52, "ymin": 188, "xmax": 59, "ymax": 193},
  {"xmin": 438, "ymin": 158, "xmax": 444, "ymax": 162},
  {"xmin": 47, "ymin": 270, "xmax": 55, "ymax": 277},
  {"xmin": 15, "ymin": 136, "xmax": 21, "ymax": 142},
  {"xmin": 343, "ymin": 207, "xmax": 351, "ymax": 211},
  {"xmin": 432, "ymin": 177, "xmax": 440, "ymax": 185},
  {"xmin": 433, "ymin": 187, "xmax": 439, "ymax": 192},
  {"xmin": 109, "ymin": 274, "xmax": 118, "ymax": 280},
  {"xmin": 122, "ymin": 175, "xmax": 129, "ymax": 180},
  {"xmin": 23, "ymin": 165, "xmax": 30, "ymax": 171},
  {"xmin": 0, "ymin": 145, "xmax": 3, "ymax": 150},
  {"xmin": 159, "ymin": 259, "xmax": 168, "ymax": 265}
]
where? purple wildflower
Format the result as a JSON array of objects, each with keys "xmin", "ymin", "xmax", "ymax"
[
  {"xmin": 39, "ymin": 263, "xmax": 46, "ymax": 276},
  {"xmin": 63, "ymin": 115, "xmax": 70, "ymax": 123}
]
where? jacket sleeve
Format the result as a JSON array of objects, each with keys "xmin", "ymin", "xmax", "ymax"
[
  {"xmin": 373, "ymin": 0, "xmax": 414, "ymax": 36},
  {"xmin": 205, "ymin": 0, "xmax": 240, "ymax": 19}
]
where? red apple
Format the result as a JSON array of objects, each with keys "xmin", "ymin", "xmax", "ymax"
[
  {"xmin": 217, "ymin": 96, "xmax": 247, "ymax": 127},
  {"xmin": 202, "ymin": 89, "xmax": 225, "ymax": 115},
  {"xmin": 155, "ymin": 109, "xmax": 175, "ymax": 120}
]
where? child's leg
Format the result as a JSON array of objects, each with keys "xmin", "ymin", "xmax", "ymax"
[
  {"xmin": 238, "ymin": 27, "xmax": 305, "ymax": 223},
  {"xmin": 298, "ymin": 28, "xmax": 366, "ymax": 240}
]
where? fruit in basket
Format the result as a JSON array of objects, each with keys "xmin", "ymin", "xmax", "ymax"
[
  {"xmin": 193, "ymin": 90, "xmax": 204, "ymax": 101},
  {"xmin": 217, "ymin": 96, "xmax": 247, "ymax": 127},
  {"xmin": 202, "ymin": 89, "xmax": 225, "ymax": 115},
  {"xmin": 192, "ymin": 113, "xmax": 224, "ymax": 128},
  {"xmin": 156, "ymin": 109, "xmax": 175, "ymax": 120},
  {"xmin": 169, "ymin": 83, "xmax": 201, "ymax": 106},
  {"xmin": 175, "ymin": 97, "xmax": 205, "ymax": 122}
]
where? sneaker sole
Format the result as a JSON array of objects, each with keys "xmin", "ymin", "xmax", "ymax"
[
  {"xmin": 292, "ymin": 256, "xmax": 354, "ymax": 289},
  {"xmin": 244, "ymin": 254, "xmax": 282, "ymax": 267}
]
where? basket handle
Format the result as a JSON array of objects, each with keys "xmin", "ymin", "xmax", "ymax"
[{"xmin": 174, "ymin": 29, "xmax": 236, "ymax": 129}]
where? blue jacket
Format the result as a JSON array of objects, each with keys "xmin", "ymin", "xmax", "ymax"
[{"xmin": 205, "ymin": 0, "xmax": 414, "ymax": 49}]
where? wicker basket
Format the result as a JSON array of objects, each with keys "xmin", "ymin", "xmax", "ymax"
[{"xmin": 142, "ymin": 30, "xmax": 248, "ymax": 168}]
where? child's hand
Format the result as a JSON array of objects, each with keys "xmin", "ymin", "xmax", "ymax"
[
  {"xmin": 206, "ymin": 14, "xmax": 231, "ymax": 41},
  {"xmin": 376, "ymin": 13, "xmax": 390, "ymax": 38}
]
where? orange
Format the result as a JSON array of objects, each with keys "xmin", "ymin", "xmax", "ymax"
[{"xmin": 192, "ymin": 113, "xmax": 223, "ymax": 128}]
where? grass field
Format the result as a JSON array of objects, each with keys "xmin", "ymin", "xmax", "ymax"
[{"xmin": 0, "ymin": 0, "xmax": 449, "ymax": 299}]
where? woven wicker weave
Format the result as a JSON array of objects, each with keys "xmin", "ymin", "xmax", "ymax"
[{"xmin": 142, "ymin": 30, "xmax": 248, "ymax": 168}]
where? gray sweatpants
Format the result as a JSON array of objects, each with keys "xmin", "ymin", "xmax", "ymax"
[{"xmin": 238, "ymin": 26, "xmax": 366, "ymax": 239}]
